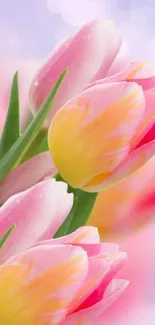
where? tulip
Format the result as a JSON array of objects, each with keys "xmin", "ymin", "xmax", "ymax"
[
  {"xmin": 29, "ymin": 20, "xmax": 122, "ymax": 125},
  {"xmin": 0, "ymin": 173, "xmax": 128, "ymax": 324},
  {"xmin": 0, "ymin": 178, "xmax": 73, "ymax": 263},
  {"xmin": 48, "ymin": 61, "xmax": 155, "ymax": 191},
  {"xmin": 0, "ymin": 226, "xmax": 128, "ymax": 324},
  {"xmin": 88, "ymin": 155, "xmax": 155, "ymax": 238},
  {"xmin": 4, "ymin": 20, "xmax": 155, "ymax": 200}
]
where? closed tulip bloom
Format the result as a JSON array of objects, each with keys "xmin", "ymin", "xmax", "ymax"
[
  {"xmin": 48, "ymin": 65, "xmax": 155, "ymax": 191},
  {"xmin": 0, "ymin": 177, "xmax": 128, "ymax": 324},
  {"xmin": 0, "ymin": 227, "xmax": 128, "ymax": 325},
  {"xmin": 0, "ymin": 178, "xmax": 73, "ymax": 263}
]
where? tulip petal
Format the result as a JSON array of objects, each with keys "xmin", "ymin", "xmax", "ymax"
[
  {"xmin": 0, "ymin": 151, "xmax": 57, "ymax": 204},
  {"xmin": 63, "ymin": 279, "xmax": 129, "ymax": 324},
  {"xmin": 69, "ymin": 251, "xmax": 126, "ymax": 313},
  {"xmin": 130, "ymin": 89, "xmax": 155, "ymax": 149},
  {"xmin": 112, "ymin": 139, "xmax": 155, "ymax": 183},
  {"xmin": 0, "ymin": 244, "xmax": 88, "ymax": 324},
  {"xmin": 49, "ymin": 81, "xmax": 145, "ymax": 189},
  {"xmin": 0, "ymin": 179, "xmax": 73, "ymax": 263},
  {"xmin": 30, "ymin": 20, "xmax": 122, "ymax": 124},
  {"xmin": 128, "ymin": 76, "xmax": 155, "ymax": 91},
  {"xmin": 86, "ymin": 61, "xmax": 155, "ymax": 90},
  {"xmin": 137, "ymin": 123, "xmax": 155, "ymax": 147},
  {"xmin": 32, "ymin": 226, "xmax": 100, "ymax": 249},
  {"xmin": 105, "ymin": 47, "xmax": 131, "ymax": 77},
  {"xmin": 69, "ymin": 256, "xmax": 110, "ymax": 313},
  {"xmin": 85, "ymin": 61, "xmax": 142, "ymax": 89},
  {"xmin": 84, "ymin": 137, "xmax": 155, "ymax": 192}
]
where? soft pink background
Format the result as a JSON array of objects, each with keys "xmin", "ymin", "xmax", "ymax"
[{"xmin": 0, "ymin": 0, "xmax": 155, "ymax": 323}]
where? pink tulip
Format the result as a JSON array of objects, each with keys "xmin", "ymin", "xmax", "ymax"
[
  {"xmin": 29, "ymin": 20, "xmax": 122, "ymax": 125},
  {"xmin": 48, "ymin": 61, "xmax": 155, "ymax": 191},
  {"xmin": 4, "ymin": 20, "xmax": 155, "ymax": 200},
  {"xmin": 0, "ymin": 178, "xmax": 73, "ymax": 263},
  {"xmin": 0, "ymin": 226, "xmax": 128, "ymax": 324},
  {"xmin": 88, "ymin": 155, "xmax": 155, "ymax": 238},
  {"xmin": 2, "ymin": 19, "xmax": 119, "ymax": 203}
]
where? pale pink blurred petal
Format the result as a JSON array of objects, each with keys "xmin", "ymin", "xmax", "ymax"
[
  {"xmin": 89, "ymin": 155, "xmax": 155, "ymax": 238},
  {"xmin": 18, "ymin": 60, "xmax": 41, "ymax": 130},
  {"xmin": 129, "ymin": 188, "xmax": 155, "ymax": 226},
  {"xmin": 0, "ymin": 58, "xmax": 40, "ymax": 133},
  {"xmin": 100, "ymin": 243, "xmax": 119, "ymax": 255},
  {"xmin": 0, "ymin": 179, "xmax": 73, "ymax": 263},
  {"xmin": 100, "ymin": 224, "xmax": 155, "ymax": 324},
  {"xmin": 0, "ymin": 151, "xmax": 57, "ymax": 204}
]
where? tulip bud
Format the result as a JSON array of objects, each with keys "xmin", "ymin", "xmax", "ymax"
[
  {"xmin": 29, "ymin": 20, "xmax": 122, "ymax": 125},
  {"xmin": 48, "ymin": 81, "xmax": 146, "ymax": 191}
]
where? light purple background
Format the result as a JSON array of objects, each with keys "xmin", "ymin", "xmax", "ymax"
[
  {"xmin": 0, "ymin": 1, "xmax": 155, "ymax": 324},
  {"xmin": 1, "ymin": 0, "xmax": 155, "ymax": 62}
]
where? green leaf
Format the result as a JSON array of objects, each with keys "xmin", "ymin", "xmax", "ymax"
[
  {"xmin": 34, "ymin": 134, "xmax": 49, "ymax": 155},
  {"xmin": 54, "ymin": 198, "xmax": 79, "ymax": 238},
  {"xmin": 34, "ymin": 134, "xmax": 48, "ymax": 155},
  {"xmin": 0, "ymin": 225, "xmax": 15, "ymax": 250},
  {"xmin": 0, "ymin": 72, "xmax": 20, "ymax": 159},
  {"xmin": 0, "ymin": 69, "xmax": 67, "ymax": 181},
  {"xmin": 54, "ymin": 174, "xmax": 97, "ymax": 238},
  {"xmin": 20, "ymin": 129, "xmax": 48, "ymax": 162}
]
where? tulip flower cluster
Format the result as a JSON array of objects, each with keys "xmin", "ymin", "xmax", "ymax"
[
  {"xmin": 30, "ymin": 19, "xmax": 155, "ymax": 236},
  {"xmin": 0, "ymin": 18, "xmax": 155, "ymax": 325}
]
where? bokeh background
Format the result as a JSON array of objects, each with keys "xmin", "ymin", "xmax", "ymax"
[
  {"xmin": 1, "ymin": 0, "xmax": 155, "ymax": 324},
  {"xmin": 1, "ymin": 0, "xmax": 155, "ymax": 61}
]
